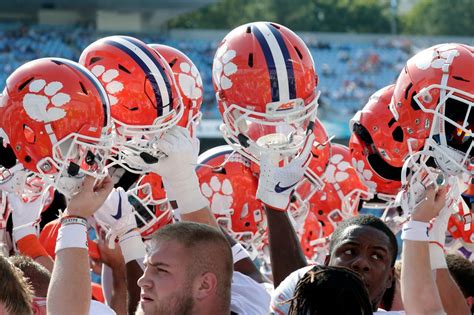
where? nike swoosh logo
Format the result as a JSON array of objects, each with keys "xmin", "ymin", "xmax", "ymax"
[
  {"xmin": 111, "ymin": 193, "xmax": 122, "ymax": 220},
  {"xmin": 274, "ymin": 181, "xmax": 298, "ymax": 193}
]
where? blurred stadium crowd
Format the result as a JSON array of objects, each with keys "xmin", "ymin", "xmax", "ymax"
[{"xmin": 1, "ymin": 22, "xmax": 463, "ymax": 127}]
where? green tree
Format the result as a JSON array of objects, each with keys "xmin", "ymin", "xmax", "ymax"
[
  {"xmin": 168, "ymin": 0, "xmax": 275, "ymax": 29},
  {"xmin": 168, "ymin": 0, "xmax": 393, "ymax": 33},
  {"xmin": 401, "ymin": 0, "xmax": 474, "ymax": 36}
]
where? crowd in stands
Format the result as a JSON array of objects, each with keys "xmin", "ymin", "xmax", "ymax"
[
  {"xmin": 0, "ymin": 23, "xmax": 458, "ymax": 127},
  {"xmin": 0, "ymin": 21, "xmax": 473, "ymax": 315}
]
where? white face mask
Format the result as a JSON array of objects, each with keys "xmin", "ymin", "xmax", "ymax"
[
  {"xmin": 56, "ymin": 173, "xmax": 85, "ymax": 199},
  {"xmin": 0, "ymin": 164, "xmax": 28, "ymax": 195}
]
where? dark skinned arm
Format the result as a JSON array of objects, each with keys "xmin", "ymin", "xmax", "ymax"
[
  {"xmin": 126, "ymin": 260, "xmax": 143, "ymax": 315},
  {"xmin": 264, "ymin": 204, "xmax": 307, "ymax": 287},
  {"xmin": 220, "ymin": 226, "xmax": 267, "ymax": 284}
]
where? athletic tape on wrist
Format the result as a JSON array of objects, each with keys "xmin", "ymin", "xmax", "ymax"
[
  {"xmin": 119, "ymin": 230, "xmax": 146, "ymax": 264},
  {"xmin": 429, "ymin": 243, "xmax": 447, "ymax": 270},
  {"xmin": 232, "ymin": 243, "xmax": 251, "ymax": 263},
  {"xmin": 401, "ymin": 220, "xmax": 430, "ymax": 242},
  {"xmin": 55, "ymin": 224, "xmax": 88, "ymax": 253}
]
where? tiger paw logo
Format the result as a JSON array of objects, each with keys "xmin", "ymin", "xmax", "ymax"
[
  {"xmin": 325, "ymin": 154, "xmax": 351, "ymax": 184},
  {"xmin": 91, "ymin": 65, "xmax": 123, "ymax": 106},
  {"xmin": 213, "ymin": 43, "xmax": 237, "ymax": 90},
  {"xmin": 23, "ymin": 80, "xmax": 71, "ymax": 123},
  {"xmin": 178, "ymin": 62, "xmax": 203, "ymax": 100},
  {"xmin": 200, "ymin": 176, "xmax": 233, "ymax": 215},
  {"xmin": 352, "ymin": 158, "xmax": 377, "ymax": 190},
  {"xmin": 415, "ymin": 45, "xmax": 460, "ymax": 71}
]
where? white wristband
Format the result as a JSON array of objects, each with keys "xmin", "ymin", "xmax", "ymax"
[
  {"xmin": 232, "ymin": 243, "xmax": 250, "ymax": 263},
  {"xmin": 429, "ymin": 243, "xmax": 447, "ymax": 270},
  {"xmin": 401, "ymin": 220, "xmax": 430, "ymax": 242},
  {"xmin": 119, "ymin": 230, "xmax": 146, "ymax": 264},
  {"xmin": 55, "ymin": 223, "xmax": 88, "ymax": 253}
]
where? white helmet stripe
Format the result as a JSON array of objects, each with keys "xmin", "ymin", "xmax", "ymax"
[
  {"xmin": 254, "ymin": 22, "xmax": 290, "ymax": 101},
  {"xmin": 112, "ymin": 37, "xmax": 171, "ymax": 116}
]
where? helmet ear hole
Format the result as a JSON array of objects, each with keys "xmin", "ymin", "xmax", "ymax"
[
  {"xmin": 392, "ymin": 126, "xmax": 404, "ymax": 143},
  {"xmin": 23, "ymin": 124, "xmax": 36, "ymax": 144}
]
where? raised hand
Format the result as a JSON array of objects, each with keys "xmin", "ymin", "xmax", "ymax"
[
  {"xmin": 66, "ymin": 175, "xmax": 114, "ymax": 219},
  {"xmin": 93, "ymin": 187, "xmax": 137, "ymax": 248},
  {"xmin": 257, "ymin": 133, "xmax": 315, "ymax": 210}
]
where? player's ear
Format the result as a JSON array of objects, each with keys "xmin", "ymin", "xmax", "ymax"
[{"xmin": 194, "ymin": 272, "xmax": 218, "ymax": 300}]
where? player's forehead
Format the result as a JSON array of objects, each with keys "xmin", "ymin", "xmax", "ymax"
[
  {"xmin": 337, "ymin": 225, "xmax": 391, "ymax": 250},
  {"xmin": 146, "ymin": 239, "xmax": 188, "ymax": 266}
]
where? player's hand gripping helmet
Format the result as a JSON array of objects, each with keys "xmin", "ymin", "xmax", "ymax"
[
  {"xmin": 213, "ymin": 22, "xmax": 319, "ymax": 163},
  {"xmin": 0, "ymin": 58, "xmax": 112, "ymax": 198}
]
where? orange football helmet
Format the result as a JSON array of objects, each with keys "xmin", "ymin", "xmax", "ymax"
[
  {"xmin": 390, "ymin": 43, "xmax": 474, "ymax": 176},
  {"xmin": 213, "ymin": 22, "xmax": 319, "ymax": 163},
  {"xmin": 0, "ymin": 58, "xmax": 112, "ymax": 197},
  {"xmin": 148, "ymin": 44, "xmax": 203, "ymax": 137},
  {"xmin": 127, "ymin": 172, "xmax": 173, "ymax": 238},
  {"xmin": 79, "ymin": 36, "xmax": 183, "ymax": 173},
  {"xmin": 196, "ymin": 145, "xmax": 266, "ymax": 253},
  {"xmin": 296, "ymin": 144, "xmax": 372, "ymax": 244}
]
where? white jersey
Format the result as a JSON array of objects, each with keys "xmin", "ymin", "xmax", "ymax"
[
  {"xmin": 270, "ymin": 266, "xmax": 405, "ymax": 315},
  {"xmin": 270, "ymin": 265, "xmax": 313, "ymax": 314},
  {"xmin": 231, "ymin": 271, "xmax": 271, "ymax": 315},
  {"xmin": 89, "ymin": 300, "xmax": 116, "ymax": 315}
]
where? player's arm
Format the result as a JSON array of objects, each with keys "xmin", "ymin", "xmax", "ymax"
[
  {"xmin": 8, "ymin": 187, "xmax": 55, "ymax": 272},
  {"xmin": 264, "ymin": 204, "xmax": 307, "ymax": 287},
  {"xmin": 94, "ymin": 186, "xmax": 149, "ymax": 315},
  {"xmin": 153, "ymin": 126, "xmax": 267, "ymax": 283},
  {"xmin": 436, "ymin": 268, "xmax": 470, "ymax": 315},
  {"xmin": 95, "ymin": 233, "xmax": 127, "ymax": 315},
  {"xmin": 47, "ymin": 175, "xmax": 113, "ymax": 315},
  {"xmin": 257, "ymin": 134, "xmax": 314, "ymax": 287},
  {"xmin": 401, "ymin": 183, "xmax": 446, "ymax": 315}
]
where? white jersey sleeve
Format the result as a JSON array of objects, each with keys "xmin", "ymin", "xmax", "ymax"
[
  {"xmin": 231, "ymin": 271, "xmax": 271, "ymax": 315},
  {"xmin": 270, "ymin": 266, "xmax": 313, "ymax": 315}
]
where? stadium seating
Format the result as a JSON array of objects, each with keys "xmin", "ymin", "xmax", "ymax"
[{"xmin": 1, "ymin": 23, "xmax": 467, "ymax": 139}]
